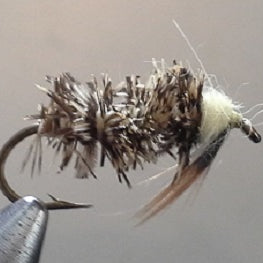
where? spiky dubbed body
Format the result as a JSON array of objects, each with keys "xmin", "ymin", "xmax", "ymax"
[{"xmin": 33, "ymin": 61, "xmax": 204, "ymax": 186}]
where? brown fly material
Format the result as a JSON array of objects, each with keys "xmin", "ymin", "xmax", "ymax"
[{"xmin": 28, "ymin": 61, "xmax": 204, "ymax": 185}]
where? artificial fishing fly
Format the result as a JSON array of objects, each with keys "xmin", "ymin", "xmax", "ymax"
[{"xmin": 0, "ymin": 58, "xmax": 260, "ymax": 219}]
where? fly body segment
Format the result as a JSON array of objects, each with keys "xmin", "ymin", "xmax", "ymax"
[
  {"xmin": 0, "ymin": 60, "xmax": 261, "ymax": 218},
  {"xmin": 26, "ymin": 60, "xmax": 205, "ymax": 184}
]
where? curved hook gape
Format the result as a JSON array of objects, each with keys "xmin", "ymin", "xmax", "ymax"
[{"xmin": 0, "ymin": 124, "xmax": 92, "ymax": 210}]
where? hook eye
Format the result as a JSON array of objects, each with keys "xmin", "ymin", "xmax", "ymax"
[{"xmin": 240, "ymin": 118, "xmax": 261, "ymax": 143}]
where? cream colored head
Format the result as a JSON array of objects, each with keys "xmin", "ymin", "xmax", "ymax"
[{"xmin": 200, "ymin": 87, "xmax": 261, "ymax": 144}]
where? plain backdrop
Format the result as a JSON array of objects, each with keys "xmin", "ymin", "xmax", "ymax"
[{"xmin": 0, "ymin": 1, "xmax": 263, "ymax": 262}]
